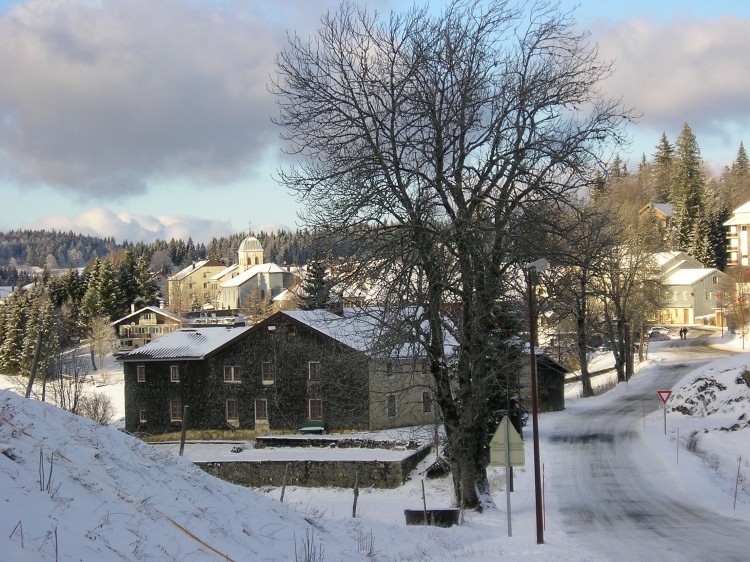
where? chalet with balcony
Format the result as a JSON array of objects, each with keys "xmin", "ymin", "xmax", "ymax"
[{"xmin": 112, "ymin": 305, "xmax": 183, "ymax": 352}]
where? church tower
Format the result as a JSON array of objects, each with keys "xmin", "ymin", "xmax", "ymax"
[{"xmin": 238, "ymin": 235, "xmax": 264, "ymax": 273}]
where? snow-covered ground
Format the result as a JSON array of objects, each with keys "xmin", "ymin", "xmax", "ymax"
[{"xmin": 0, "ymin": 328, "xmax": 748, "ymax": 560}]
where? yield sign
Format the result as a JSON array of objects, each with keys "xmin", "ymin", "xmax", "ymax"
[{"xmin": 657, "ymin": 390, "xmax": 672, "ymax": 404}]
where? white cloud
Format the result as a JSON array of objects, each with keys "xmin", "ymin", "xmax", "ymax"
[
  {"xmin": 31, "ymin": 208, "xmax": 235, "ymax": 243},
  {"xmin": 0, "ymin": 0, "xmax": 284, "ymax": 199},
  {"xmin": 592, "ymin": 15, "xmax": 750, "ymax": 160}
]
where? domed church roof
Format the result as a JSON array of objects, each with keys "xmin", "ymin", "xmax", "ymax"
[{"xmin": 239, "ymin": 236, "xmax": 263, "ymax": 252}]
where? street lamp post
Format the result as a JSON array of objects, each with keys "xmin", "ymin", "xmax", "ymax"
[{"xmin": 525, "ymin": 258, "xmax": 548, "ymax": 545}]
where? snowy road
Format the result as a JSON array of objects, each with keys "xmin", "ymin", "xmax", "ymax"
[{"xmin": 545, "ymin": 338, "xmax": 750, "ymax": 561}]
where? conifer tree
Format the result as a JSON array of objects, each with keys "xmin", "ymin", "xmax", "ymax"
[
  {"xmin": 651, "ymin": 132, "xmax": 674, "ymax": 203},
  {"xmin": 299, "ymin": 260, "xmax": 331, "ymax": 311},
  {"xmin": 135, "ymin": 255, "xmax": 160, "ymax": 307},
  {"xmin": 669, "ymin": 123, "xmax": 705, "ymax": 251},
  {"xmin": 0, "ymin": 291, "xmax": 27, "ymax": 375}
]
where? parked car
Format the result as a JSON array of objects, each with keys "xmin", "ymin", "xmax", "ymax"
[
  {"xmin": 650, "ymin": 325, "xmax": 671, "ymax": 335},
  {"xmin": 648, "ymin": 330, "xmax": 670, "ymax": 341}
]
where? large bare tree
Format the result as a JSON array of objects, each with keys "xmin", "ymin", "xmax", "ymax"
[{"xmin": 272, "ymin": 0, "xmax": 630, "ymax": 509}]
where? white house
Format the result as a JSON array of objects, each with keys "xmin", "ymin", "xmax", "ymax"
[
  {"xmin": 660, "ymin": 267, "xmax": 731, "ymax": 326},
  {"xmin": 724, "ymin": 200, "xmax": 750, "ymax": 267}
]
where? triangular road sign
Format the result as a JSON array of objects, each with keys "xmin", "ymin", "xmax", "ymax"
[
  {"xmin": 489, "ymin": 417, "xmax": 525, "ymax": 467},
  {"xmin": 657, "ymin": 390, "xmax": 672, "ymax": 404}
]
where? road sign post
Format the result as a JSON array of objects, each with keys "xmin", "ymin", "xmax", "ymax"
[
  {"xmin": 490, "ymin": 417, "xmax": 525, "ymax": 537},
  {"xmin": 657, "ymin": 390, "xmax": 672, "ymax": 434}
]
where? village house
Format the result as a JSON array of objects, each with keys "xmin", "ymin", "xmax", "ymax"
[
  {"xmin": 167, "ymin": 259, "xmax": 226, "ymax": 312},
  {"xmin": 651, "ymin": 250, "xmax": 732, "ymax": 326},
  {"xmin": 111, "ymin": 305, "xmax": 183, "ymax": 352},
  {"xmin": 724, "ymin": 199, "xmax": 750, "ymax": 267},
  {"xmin": 119, "ymin": 308, "xmax": 437, "ymax": 435}
]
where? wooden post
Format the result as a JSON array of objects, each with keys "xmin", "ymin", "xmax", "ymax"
[
  {"xmin": 352, "ymin": 470, "xmax": 359, "ymax": 518},
  {"xmin": 280, "ymin": 463, "xmax": 289, "ymax": 503},
  {"xmin": 421, "ymin": 479, "xmax": 428, "ymax": 525},
  {"xmin": 178, "ymin": 405, "xmax": 189, "ymax": 456}
]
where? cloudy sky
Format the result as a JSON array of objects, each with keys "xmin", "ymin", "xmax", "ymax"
[{"xmin": 1, "ymin": 0, "xmax": 749, "ymax": 244}]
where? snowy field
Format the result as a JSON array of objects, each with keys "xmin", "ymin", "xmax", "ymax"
[{"xmin": 0, "ymin": 328, "xmax": 748, "ymax": 560}]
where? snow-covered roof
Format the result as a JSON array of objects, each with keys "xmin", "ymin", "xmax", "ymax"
[
  {"xmin": 211, "ymin": 264, "xmax": 238, "ymax": 281},
  {"xmin": 119, "ymin": 326, "xmax": 252, "ymax": 361},
  {"xmin": 111, "ymin": 305, "xmax": 182, "ymax": 325},
  {"xmin": 221, "ymin": 262, "xmax": 292, "ymax": 288},
  {"xmin": 277, "ymin": 308, "xmax": 456, "ymax": 359},
  {"xmin": 273, "ymin": 288, "xmax": 297, "ymax": 302},
  {"xmin": 169, "ymin": 260, "xmax": 218, "ymax": 281},
  {"xmin": 663, "ymin": 268, "xmax": 716, "ymax": 286},
  {"xmin": 725, "ymin": 199, "xmax": 750, "ymax": 225}
]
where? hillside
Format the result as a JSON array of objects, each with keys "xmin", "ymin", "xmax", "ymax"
[{"xmin": 0, "ymin": 388, "xmax": 369, "ymax": 561}]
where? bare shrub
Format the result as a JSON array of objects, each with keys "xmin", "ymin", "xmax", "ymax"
[{"xmin": 77, "ymin": 392, "xmax": 114, "ymax": 425}]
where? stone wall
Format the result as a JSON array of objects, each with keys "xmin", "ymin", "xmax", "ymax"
[{"xmin": 198, "ymin": 444, "xmax": 431, "ymax": 489}]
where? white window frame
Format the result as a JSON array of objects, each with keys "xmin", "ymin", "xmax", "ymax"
[
  {"xmin": 224, "ymin": 366, "xmax": 241, "ymax": 383},
  {"xmin": 139, "ymin": 409, "xmax": 147, "ymax": 423},
  {"xmin": 170, "ymin": 365, "xmax": 180, "ymax": 382},
  {"xmin": 308, "ymin": 361, "xmax": 321, "ymax": 383},
  {"xmin": 137, "ymin": 365, "xmax": 146, "ymax": 382}
]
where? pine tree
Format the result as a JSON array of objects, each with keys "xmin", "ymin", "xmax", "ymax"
[
  {"xmin": 135, "ymin": 255, "xmax": 160, "ymax": 307},
  {"xmin": 0, "ymin": 291, "xmax": 27, "ymax": 375},
  {"xmin": 115, "ymin": 250, "xmax": 139, "ymax": 316},
  {"xmin": 651, "ymin": 132, "xmax": 674, "ymax": 203},
  {"xmin": 706, "ymin": 206, "xmax": 730, "ymax": 271},
  {"xmin": 299, "ymin": 260, "xmax": 331, "ymax": 311},
  {"xmin": 669, "ymin": 123, "xmax": 705, "ymax": 252}
]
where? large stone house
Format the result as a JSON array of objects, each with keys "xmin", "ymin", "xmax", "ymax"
[{"xmin": 119, "ymin": 309, "xmax": 437, "ymax": 435}]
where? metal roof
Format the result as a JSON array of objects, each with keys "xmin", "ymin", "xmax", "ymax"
[{"xmin": 119, "ymin": 326, "xmax": 252, "ymax": 362}]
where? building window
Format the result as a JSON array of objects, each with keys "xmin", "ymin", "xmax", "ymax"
[
  {"xmin": 170, "ymin": 365, "xmax": 180, "ymax": 382},
  {"xmin": 308, "ymin": 399, "xmax": 323, "ymax": 420},
  {"xmin": 137, "ymin": 365, "xmax": 146, "ymax": 382},
  {"xmin": 712, "ymin": 275, "xmax": 719, "ymax": 285},
  {"xmin": 224, "ymin": 366, "xmax": 241, "ymax": 383},
  {"xmin": 683, "ymin": 291, "xmax": 687, "ymax": 301},
  {"xmin": 139, "ymin": 409, "xmax": 147, "ymax": 423},
  {"xmin": 308, "ymin": 361, "xmax": 321, "ymax": 383},
  {"xmin": 386, "ymin": 362, "xmax": 393, "ymax": 378},
  {"xmin": 170, "ymin": 399, "xmax": 182, "ymax": 422},
  {"xmin": 386, "ymin": 394, "xmax": 396, "ymax": 418},
  {"xmin": 706, "ymin": 291, "xmax": 711, "ymax": 300},
  {"xmin": 287, "ymin": 325, "xmax": 296, "ymax": 338},
  {"xmin": 262, "ymin": 361, "xmax": 274, "ymax": 384},
  {"xmin": 255, "ymin": 399, "xmax": 268, "ymax": 420},
  {"xmin": 226, "ymin": 400, "xmax": 239, "ymax": 423},
  {"xmin": 422, "ymin": 391, "xmax": 432, "ymax": 413}
]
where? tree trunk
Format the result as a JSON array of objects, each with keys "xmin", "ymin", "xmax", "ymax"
[
  {"xmin": 576, "ymin": 301, "xmax": 594, "ymax": 397},
  {"xmin": 24, "ymin": 331, "xmax": 43, "ymax": 399}
]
